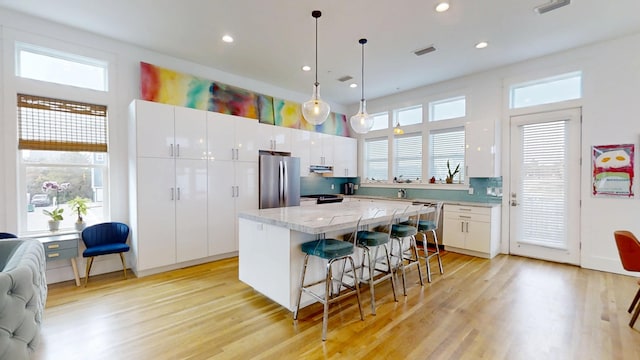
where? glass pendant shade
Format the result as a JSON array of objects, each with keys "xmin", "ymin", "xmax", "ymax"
[
  {"xmin": 393, "ymin": 122, "xmax": 404, "ymax": 135},
  {"xmin": 350, "ymin": 99, "xmax": 374, "ymax": 134},
  {"xmin": 303, "ymin": 10, "xmax": 330, "ymax": 126},
  {"xmin": 302, "ymin": 83, "xmax": 330, "ymax": 125}
]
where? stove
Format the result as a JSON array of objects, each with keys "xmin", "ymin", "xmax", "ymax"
[{"xmin": 303, "ymin": 194, "xmax": 344, "ymax": 204}]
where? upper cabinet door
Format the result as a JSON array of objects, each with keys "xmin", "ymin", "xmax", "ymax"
[
  {"xmin": 271, "ymin": 125, "xmax": 292, "ymax": 152},
  {"xmin": 290, "ymin": 129, "xmax": 311, "ymax": 176},
  {"xmin": 235, "ymin": 117, "xmax": 262, "ymax": 162},
  {"xmin": 334, "ymin": 136, "xmax": 357, "ymax": 177},
  {"xmin": 135, "ymin": 100, "xmax": 175, "ymax": 158},
  {"xmin": 207, "ymin": 112, "xmax": 237, "ymax": 161},
  {"xmin": 174, "ymin": 106, "xmax": 207, "ymax": 160},
  {"xmin": 465, "ymin": 120, "xmax": 497, "ymax": 178}
]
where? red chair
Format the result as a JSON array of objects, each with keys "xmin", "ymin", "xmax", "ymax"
[{"xmin": 613, "ymin": 230, "xmax": 640, "ymax": 328}]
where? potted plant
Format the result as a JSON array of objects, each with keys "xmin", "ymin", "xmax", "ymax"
[
  {"xmin": 43, "ymin": 207, "xmax": 64, "ymax": 231},
  {"xmin": 446, "ymin": 160, "xmax": 460, "ymax": 184},
  {"xmin": 67, "ymin": 197, "xmax": 90, "ymax": 231}
]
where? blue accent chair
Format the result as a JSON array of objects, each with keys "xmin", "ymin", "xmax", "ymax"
[
  {"xmin": 0, "ymin": 232, "xmax": 18, "ymax": 239},
  {"xmin": 81, "ymin": 222, "xmax": 130, "ymax": 287}
]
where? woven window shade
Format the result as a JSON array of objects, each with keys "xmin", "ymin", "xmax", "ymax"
[{"xmin": 17, "ymin": 94, "xmax": 108, "ymax": 152}]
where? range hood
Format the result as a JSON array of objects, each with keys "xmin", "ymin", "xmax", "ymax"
[{"xmin": 309, "ymin": 165, "xmax": 333, "ymax": 175}]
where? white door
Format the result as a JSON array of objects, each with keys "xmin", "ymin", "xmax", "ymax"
[
  {"xmin": 509, "ymin": 108, "xmax": 581, "ymax": 264},
  {"xmin": 136, "ymin": 157, "xmax": 176, "ymax": 269},
  {"xmin": 208, "ymin": 160, "xmax": 236, "ymax": 256},
  {"xmin": 207, "ymin": 112, "xmax": 236, "ymax": 161},
  {"xmin": 135, "ymin": 100, "xmax": 174, "ymax": 158},
  {"xmin": 290, "ymin": 129, "xmax": 311, "ymax": 176},
  {"xmin": 235, "ymin": 117, "xmax": 262, "ymax": 161},
  {"xmin": 174, "ymin": 106, "xmax": 207, "ymax": 160},
  {"xmin": 175, "ymin": 159, "xmax": 208, "ymax": 262}
]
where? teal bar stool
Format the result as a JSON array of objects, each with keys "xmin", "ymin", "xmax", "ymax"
[
  {"xmin": 415, "ymin": 202, "xmax": 444, "ymax": 282},
  {"xmin": 355, "ymin": 210, "xmax": 398, "ymax": 315},
  {"xmin": 391, "ymin": 205, "xmax": 424, "ymax": 295},
  {"xmin": 293, "ymin": 227, "xmax": 364, "ymax": 341}
]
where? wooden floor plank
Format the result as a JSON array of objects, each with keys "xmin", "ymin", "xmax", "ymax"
[{"xmin": 34, "ymin": 254, "xmax": 640, "ymax": 360}]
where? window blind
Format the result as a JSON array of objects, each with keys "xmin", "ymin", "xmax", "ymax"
[
  {"xmin": 18, "ymin": 94, "xmax": 108, "ymax": 152},
  {"xmin": 365, "ymin": 138, "xmax": 388, "ymax": 181},
  {"xmin": 429, "ymin": 127, "xmax": 465, "ymax": 181},
  {"xmin": 394, "ymin": 133, "xmax": 422, "ymax": 180},
  {"xmin": 519, "ymin": 120, "xmax": 567, "ymax": 248}
]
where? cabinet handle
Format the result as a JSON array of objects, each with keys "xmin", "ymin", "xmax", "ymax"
[
  {"xmin": 170, "ymin": 144, "xmax": 174, "ymax": 157},
  {"xmin": 47, "ymin": 244, "xmax": 60, "ymax": 249},
  {"xmin": 176, "ymin": 144, "xmax": 180, "ymax": 157},
  {"xmin": 234, "ymin": 148, "xmax": 239, "ymax": 160},
  {"xmin": 232, "ymin": 186, "xmax": 235, "ymax": 198},
  {"xmin": 236, "ymin": 186, "xmax": 240, "ymax": 198},
  {"xmin": 171, "ymin": 187, "xmax": 175, "ymax": 200},
  {"xmin": 177, "ymin": 187, "xmax": 181, "ymax": 200},
  {"xmin": 48, "ymin": 253, "xmax": 60, "ymax": 258},
  {"xmin": 465, "ymin": 222, "xmax": 470, "ymax": 233},
  {"xmin": 461, "ymin": 222, "xmax": 464, "ymax": 232},
  {"xmin": 459, "ymin": 215, "xmax": 471, "ymax": 219},
  {"xmin": 459, "ymin": 208, "xmax": 472, "ymax": 211}
]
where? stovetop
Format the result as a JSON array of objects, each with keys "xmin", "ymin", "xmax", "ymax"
[{"xmin": 302, "ymin": 194, "xmax": 344, "ymax": 204}]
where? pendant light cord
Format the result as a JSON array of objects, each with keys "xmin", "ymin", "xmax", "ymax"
[
  {"xmin": 314, "ymin": 12, "xmax": 319, "ymax": 87},
  {"xmin": 360, "ymin": 39, "xmax": 366, "ymax": 102}
]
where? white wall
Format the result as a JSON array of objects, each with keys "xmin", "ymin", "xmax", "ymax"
[{"xmin": 363, "ymin": 31, "xmax": 640, "ymax": 275}]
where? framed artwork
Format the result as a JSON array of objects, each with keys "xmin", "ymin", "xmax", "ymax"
[{"xmin": 592, "ymin": 144, "xmax": 634, "ymax": 197}]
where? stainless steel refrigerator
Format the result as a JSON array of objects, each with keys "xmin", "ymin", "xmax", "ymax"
[{"xmin": 259, "ymin": 151, "xmax": 300, "ymax": 209}]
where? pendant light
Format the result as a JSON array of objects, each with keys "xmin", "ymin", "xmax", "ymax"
[
  {"xmin": 302, "ymin": 10, "xmax": 330, "ymax": 126},
  {"xmin": 393, "ymin": 120, "xmax": 404, "ymax": 135},
  {"xmin": 350, "ymin": 38, "xmax": 374, "ymax": 134}
]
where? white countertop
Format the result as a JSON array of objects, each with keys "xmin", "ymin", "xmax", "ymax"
[
  {"xmin": 347, "ymin": 195, "xmax": 502, "ymax": 208},
  {"xmin": 238, "ymin": 200, "xmax": 427, "ymax": 235}
]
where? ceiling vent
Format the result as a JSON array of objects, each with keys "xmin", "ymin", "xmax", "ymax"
[
  {"xmin": 413, "ymin": 45, "xmax": 436, "ymax": 56},
  {"xmin": 534, "ymin": 0, "xmax": 570, "ymax": 14},
  {"xmin": 337, "ymin": 75, "xmax": 353, "ymax": 82}
]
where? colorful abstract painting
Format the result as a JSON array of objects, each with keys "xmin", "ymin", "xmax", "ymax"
[
  {"xmin": 140, "ymin": 62, "xmax": 349, "ymax": 137},
  {"xmin": 592, "ymin": 144, "xmax": 634, "ymax": 197}
]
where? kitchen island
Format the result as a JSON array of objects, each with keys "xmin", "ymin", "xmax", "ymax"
[{"xmin": 237, "ymin": 199, "xmax": 425, "ymax": 311}]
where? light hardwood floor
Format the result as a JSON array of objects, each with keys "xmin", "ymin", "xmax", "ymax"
[{"xmin": 34, "ymin": 252, "xmax": 640, "ymax": 360}]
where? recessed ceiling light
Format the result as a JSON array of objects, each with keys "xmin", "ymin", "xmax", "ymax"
[
  {"xmin": 301, "ymin": 65, "xmax": 311, "ymax": 72},
  {"xmin": 222, "ymin": 35, "xmax": 234, "ymax": 43},
  {"xmin": 350, "ymin": 83, "xmax": 358, "ymax": 88},
  {"xmin": 435, "ymin": 1, "xmax": 450, "ymax": 12},
  {"xmin": 475, "ymin": 41, "xmax": 488, "ymax": 49}
]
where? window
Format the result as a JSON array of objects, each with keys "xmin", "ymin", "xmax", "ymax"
[
  {"xmin": 365, "ymin": 138, "xmax": 388, "ymax": 181},
  {"xmin": 16, "ymin": 42, "xmax": 108, "ymax": 91},
  {"xmin": 394, "ymin": 134, "xmax": 422, "ymax": 181},
  {"xmin": 510, "ymin": 71, "xmax": 582, "ymax": 109},
  {"xmin": 18, "ymin": 94, "xmax": 108, "ymax": 233},
  {"xmin": 430, "ymin": 96, "xmax": 466, "ymax": 121},
  {"xmin": 370, "ymin": 112, "xmax": 389, "ymax": 131},
  {"xmin": 395, "ymin": 106, "xmax": 422, "ymax": 126},
  {"xmin": 430, "ymin": 128, "xmax": 465, "ymax": 182}
]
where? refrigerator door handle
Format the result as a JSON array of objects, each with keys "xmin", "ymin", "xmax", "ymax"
[
  {"xmin": 279, "ymin": 160, "xmax": 285, "ymax": 205},
  {"xmin": 283, "ymin": 160, "xmax": 288, "ymax": 205}
]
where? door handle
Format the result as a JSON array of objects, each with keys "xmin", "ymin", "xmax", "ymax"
[
  {"xmin": 170, "ymin": 144, "xmax": 174, "ymax": 157},
  {"xmin": 171, "ymin": 187, "xmax": 175, "ymax": 200},
  {"xmin": 510, "ymin": 200, "xmax": 519, "ymax": 206},
  {"xmin": 176, "ymin": 144, "xmax": 180, "ymax": 157},
  {"xmin": 177, "ymin": 187, "xmax": 181, "ymax": 200}
]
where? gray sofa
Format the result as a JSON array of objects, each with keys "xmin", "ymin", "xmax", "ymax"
[{"xmin": 0, "ymin": 239, "xmax": 47, "ymax": 359}]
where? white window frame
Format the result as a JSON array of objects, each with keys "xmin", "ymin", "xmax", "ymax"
[{"xmin": 509, "ymin": 71, "xmax": 582, "ymax": 109}]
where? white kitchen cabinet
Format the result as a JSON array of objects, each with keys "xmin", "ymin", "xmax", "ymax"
[
  {"xmin": 290, "ymin": 128, "xmax": 311, "ymax": 176},
  {"xmin": 254, "ymin": 122, "xmax": 292, "ymax": 153},
  {"xmin": 465, "ymin": 119, "xmax": 498, "ymax": 178},
  {"xmin": 309, "ymin": 132, "xmax": 334, "ymax": 166},
  {"xmin": 134, "ymin": 100, "xmax": 207, "ymax": 160},
  {"xmin": 333, "ymin": 136, "xmax": 357, "ymax": 177},
  {"xmin": 129, "ymin": 100, "xmax": 208, "ymax": 277},
  {"xmin": 207, "ymin": 160, "xmax": 258, "ymax": 256},
  {"xmin": 207, "ymin": 112, "xmax": 263, "ymax": 162},
  {"xmin": 442, "ymin": 204, "xmax": 500, "ymax": 258}
]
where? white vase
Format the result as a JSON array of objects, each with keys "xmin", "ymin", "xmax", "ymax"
[
  {"xmin": 48, "ymin": 220, "xmax": 60, "ymax": 231},
  {"xmin": 75, "ymin": 221, "xmax": 86, "ymax": 231}
]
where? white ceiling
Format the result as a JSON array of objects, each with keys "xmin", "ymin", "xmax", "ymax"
[{"xmin": 1, "ymin": 0, "xmax": 639, "ymax": 107}]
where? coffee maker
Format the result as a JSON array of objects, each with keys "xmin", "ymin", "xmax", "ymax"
[{"xmin": 342, "ymin": 182, "xmax": 355, "ymax": 195}]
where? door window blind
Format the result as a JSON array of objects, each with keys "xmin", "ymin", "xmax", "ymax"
[
  {"xmin": 519, "ymin": 120, "xmax": 567, "ymax": 248},
  {"xmin": 365, "ymin": 138, "xmax": 388, "ymax": 181},
  {"xmin": 429, "ymin": 127, "xmax": 465, "ymax": 181},
  {"xmin": 394, "ymin": 133, "xmax": 422, "ymax": 181},
  {"xmin": 18, "ymin": 94, "xmax": 108, "ymax": 152}
]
